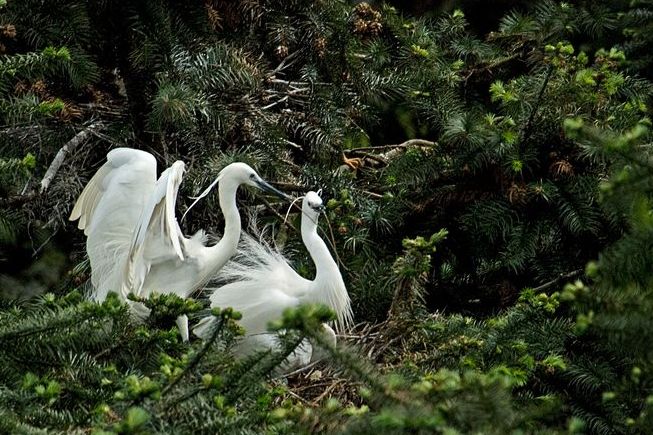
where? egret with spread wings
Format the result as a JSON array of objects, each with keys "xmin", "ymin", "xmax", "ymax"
[{"xmin": 69, "ymin": 148, "xmax": 289, "ymax": 340}]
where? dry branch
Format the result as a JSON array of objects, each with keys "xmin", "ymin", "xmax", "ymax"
[
  {"xmin": 0, "ymin": 123, "xmax": 103, "ymax": 207},
  {"xmin": 40, "ymin": 122, "xmax": 103, "ymax": 193},
  {"xmin": 531, "ymin": 269, "xmax": 583, "ymax": 293},
  {"xmin": 343, "ymin": 139, "xmax": 438, "ymax": 168},
  {"xmin": 346, "ymin": 139, "xmax": 437, "ymax": 153}
]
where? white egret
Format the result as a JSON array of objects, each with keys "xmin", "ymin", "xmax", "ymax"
[
  {"xmin": 69, "ymin": 147, "xmax": 289, "ymax": 340},
  {"xmin": 195, "ymin": 191, "xmax": 353, "ymax": 367}
]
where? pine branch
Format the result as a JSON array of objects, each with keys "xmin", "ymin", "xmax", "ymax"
[
  {"xmin": 462, "ymin": 53, "xmax": 521, "ymax": 80},
  {"xmin": 0, "ymin": 192, "xmax": 37, "ymax": 207},
  {"xmin": 161, "ymin": 316, "xmax": 225, "ymax": 398},
  {"xmin": 518, "ymin": 64, "xmax": 554, "ymax": 152}
]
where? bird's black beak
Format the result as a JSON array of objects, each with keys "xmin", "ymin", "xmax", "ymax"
[
  {"xmin": 315, "ymin": 204, "xmax": 326, "ymax": 213},
  {"xmin": 255, "ymin": 179, "xmax": 292, "ymax": 201}
]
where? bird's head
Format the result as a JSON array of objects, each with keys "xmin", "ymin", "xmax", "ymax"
[
  {"xmin": 181, "ymin": 162, "xmax": 291, "ymax": 222},
  {"xmin": 302, "ymin": 190, "xmax": 326, "ymax": 218},
  {"xmin": 218, "ymin": 162, "xmax": 290, "ymax": 200}
]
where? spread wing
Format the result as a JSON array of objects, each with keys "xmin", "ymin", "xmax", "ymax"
[
  {"xmin": 69, "ymin": 148, "xmax": 158, "ymax": 301},
  {"xmin": 124, "ymin": 160, "xmax": 186, "ymax": 298}
]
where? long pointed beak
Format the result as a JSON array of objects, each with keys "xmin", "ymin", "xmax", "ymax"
[{"xmin": 255, "ymin": 179, "xmax": 293, "ymax": 201}]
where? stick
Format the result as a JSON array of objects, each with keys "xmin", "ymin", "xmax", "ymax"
[
  {"xmin": 262, "ymin": 95, "xmax": 289, "ymax": 110},
  {"xmin": 323, "ymin": 213, "xmax": 349, "ymax": 272},
  {"xmin": 345, "ymin": 139, "xmax": 437, "ymax": 153},
  {"xmin": 268, "ymin": 50, "xmax": 302, "ymax": 77},
  {"xmin": 531, "ymin": 269, "xmax": 583, "ymax": 293},
  {"xmin": 270, "ymin": 181, "xmax": 306, "ymax": 191},
  {"xmin": 285, "ymin": 389, "xmax": 312, "ymax": 405},
  {"xmin": 259, "ymin": 195, "xmax": 298, "ymax": 233},
  {"xmin": 346, "ymin": 150, "xmax": 387, "ymax": 165},
  {"xmin": 40, "ymin": 122, "xmax": 102, "ymax": 193},
  {"xmin": 282, "ymin": 360, "xmax": 321, "ymax": 378},
  {"xmin": 311, "ymin": 380, "xmax": 343, "ymax": 405}
]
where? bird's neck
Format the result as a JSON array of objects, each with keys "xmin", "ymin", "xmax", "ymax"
[
  {"xmin": 219, "ymin": 181, "xmax": 241, "ymax": 245},
  {"xmin": 301, "ymin": 219, "xmax": 352, "ymax": 331},
  {"xmin": 202, "ymin": 182, "xmax": 241, "ymax": 277},
  {"xmin": 302, "ymin": 219, "xmax": 339, "ymax": 281}
]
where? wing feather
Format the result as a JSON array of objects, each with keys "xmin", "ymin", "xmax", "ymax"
[
  {"xmin": 125, "ymin": 160, "xmax": 186, "ymax": 297},
  {"xmin": 69, "ymin": 165, "xmax": 110, "ymax": 234},
  {"xmin": 69, "ymin": 148, "xmax": 158, "ymax": 301}
]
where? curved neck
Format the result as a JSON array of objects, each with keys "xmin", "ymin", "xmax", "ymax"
[
  {"xmin": 202, "ymin": 181, "xmax": 241, "ymax": 277},
  {"xmin": 219, "ymin": 181, "xmax": 241, "ymax": 246},
  {"xmin": 301, "ymin": 214, "xmax": 352, "ymax": 331},
  {"xmin": 301, "ymin": 217, "xmax": 339, "ymax": 283}
]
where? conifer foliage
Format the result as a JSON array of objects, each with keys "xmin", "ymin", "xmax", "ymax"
[{"xmin": 0, "ymin": 0, "xmax": 652, "ymax": 433}]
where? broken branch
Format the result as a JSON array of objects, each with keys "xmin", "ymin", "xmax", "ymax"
[{"xmin": 40, "ymin": 122, "xmax": 103, "ymax": 194}]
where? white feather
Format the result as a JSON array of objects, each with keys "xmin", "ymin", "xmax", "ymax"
[
  {"xmin": 70, "ymin": 149, "xmax": 278, "ymax": 341},
  {"xmin": 70, "ymin": 148, "xmax": 157, "ymax": 302},
  {"xmin": 124, "ymin": 160, "xmax": 187, "ymax": 299},
  {"xmin": 195, "ymin": 191, "xmax": 353, "ymax": 365}
]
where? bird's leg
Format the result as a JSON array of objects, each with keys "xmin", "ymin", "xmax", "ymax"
[
  {"xmin": 309, "ymin": 323, "xmax": 337, "ymax": 363},
  {"xmin": 176, "ymin": 314, "xmax": 190, "ymax": 342}
]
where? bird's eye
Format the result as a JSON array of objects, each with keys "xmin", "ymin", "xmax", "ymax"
[{"xmin": 249, "ymin": 173, "xmax": 256, "ymax": 179}]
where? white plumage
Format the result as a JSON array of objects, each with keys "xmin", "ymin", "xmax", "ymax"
[
  {"xmin": 195, "ymin": 191, "xmax": 353, "ymax": 366},
  {"xmin": 69, "ymin": 148, "xmax": 288, "ymax": 340}
]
